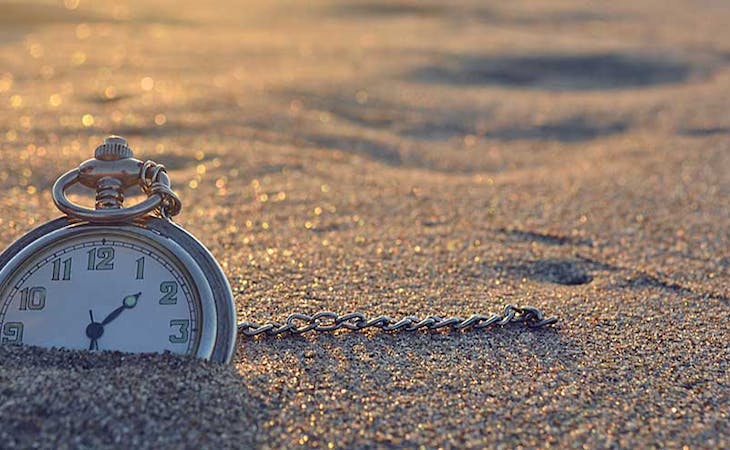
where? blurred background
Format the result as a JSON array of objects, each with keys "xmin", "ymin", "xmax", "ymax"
[
  {"xmin": 2, "ymin": 1, "xmax": 727, "ymax": 169},
  {"xmin": 0, "ymin": 0, "xmax": 728, "ymax": 308}
]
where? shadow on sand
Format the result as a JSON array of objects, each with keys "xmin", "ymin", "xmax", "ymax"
[
  {"xmin": 411, "ymin": 53, "xmax": 697, "ymax": 90},
  {"xmin": 332, "ymin": 1, "xmax": 614, "ymax": 25},
  {"xmin": 0, "ymin": 2, "xmax": 103, "ymax": 26},
  {"xmin": 401, "ymin": 116, "xmax": 628, "ymax": 142}
]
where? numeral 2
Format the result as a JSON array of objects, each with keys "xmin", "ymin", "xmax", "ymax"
[
  {"xmin": 19, "ymin": 286, "xmax": 46, "ymax": 311},
  {"xmin": 87, "ymin": 247, "xmax": 114, "ymax": 271},
  {"xmin": 159, "ymin": 281, "xmax": 178, "ymax": 305}
]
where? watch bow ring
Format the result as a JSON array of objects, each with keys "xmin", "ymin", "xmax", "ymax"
[{"xmin": 51, "ymin": 136, "xmax": 182, "ymax": 223}]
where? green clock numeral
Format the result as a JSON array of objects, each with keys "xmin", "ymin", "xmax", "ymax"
[
  {"xmin": 169, "ymin": 319, "xmax": 189, "ymax": 343},
  {"xmin": 1, "ymin": 322, "xmax": 23, "ymax": 344},
  {"xmin": 51, "ymin": 257, "xmax": 72, "ymax": 281},
  {"xmin": 18, "ymin": 286, "xmax": 46, "ymax": 311},
  {"xmin": 135, "ymin": 257, "xmax": 145, "ymax": 280},
  {"xmin": 159, "ymin": 281, "xmax": 178, "ymax": 305},
  {"xmin": 87, "ymin": 247, "xmax": 114, "ymax": 271}
]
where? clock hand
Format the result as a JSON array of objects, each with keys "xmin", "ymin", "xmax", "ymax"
[
  {"xmin": 86, "ymin": 310, "xmax": 102, "ymax": 351},
  {"xmin": 85, "ymin": 294, "xmax": 140, "ymax": 351},
  {"xmin": 101, "ymin": 293, "xmax": 141, "ymax": 326}
]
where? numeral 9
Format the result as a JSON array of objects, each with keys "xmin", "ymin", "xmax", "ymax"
[{"xmin": 1, "ymin": 322, "xmax": 23, "ymax": 344}]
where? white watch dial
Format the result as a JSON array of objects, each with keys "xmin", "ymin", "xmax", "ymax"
[{"xmin": 0, "ymin": 232, "xmax": 202, "ymax": 354}]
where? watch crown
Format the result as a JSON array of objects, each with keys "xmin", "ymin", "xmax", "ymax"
[{"xmin": 95, "ymin": 135, "xmax": 133, "ymax": 161}]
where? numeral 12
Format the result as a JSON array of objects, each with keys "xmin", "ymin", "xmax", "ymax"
[{"xmin": 87, "ymin": 247, "xmax": 114, "ymax": 271}]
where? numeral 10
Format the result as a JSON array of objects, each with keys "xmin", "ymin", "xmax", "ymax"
[{"xmin": 19, "ymin": 286, "xmax": 46, "ymax": 311}]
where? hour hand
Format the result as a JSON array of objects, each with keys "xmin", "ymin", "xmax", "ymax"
[
  {"xmin": 101, "ymin": 293, "xmax": 140, "ymax": 326},
  {"xmin": 86, "ymin": 310, "xmax": 101, "ymax": 350}
]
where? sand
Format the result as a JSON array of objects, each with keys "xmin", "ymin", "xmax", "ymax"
[{"xmin": 0, "ymin": 0, "xmax": 728, "ymax": 448}]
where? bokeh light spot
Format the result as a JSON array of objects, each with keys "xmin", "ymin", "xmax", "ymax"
[
  {"xmin": 81, "ymin": 114, "xmax": 95, "ymax": 127},
  {"xmin": 71, "ymin": 51, "xmax": 87, "ymax": 65},
  {"xmin": 0, "ymin": 73, "xmax": 12, "ymax": 92},
  {"xmin": 10, "ymin": 95, "xmax": 23, "ymax": 109},
  {"xmin": 141, "ymin": 77, "xmax": 155, "ymax": 91},
  {"xmin": 49, "ymin": 94, "xmax": 62, "ymax": 107},
  {"xmin": 75, "ymin": 24, "xmax": 91, "ymax": 40},
  {"xmin": 104, "ymin": 86, "xmax": 117, "ymax": 99}
]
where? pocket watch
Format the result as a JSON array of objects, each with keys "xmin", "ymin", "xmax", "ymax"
[{"xmin": 0, "ymin": 136, "xmax": 237, "ymax": 363}]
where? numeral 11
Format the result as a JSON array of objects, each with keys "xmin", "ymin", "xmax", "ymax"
[{"xmin": 51, "ymin": 257, "xmax": 72, "ymax": 281}]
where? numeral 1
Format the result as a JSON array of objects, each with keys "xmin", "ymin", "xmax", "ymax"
[
  {"xmin": 136, "ymin": 257, "xmax": 145, "ymax": 280},
  {"xmin": 19, "ymin": 287, "xmax": 46, "ymax": 311},
  {"xmin": 51, "ymin": 257, "xmax": 72, "ymax": 281}
]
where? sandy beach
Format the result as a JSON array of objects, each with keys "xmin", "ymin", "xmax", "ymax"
[{"xmin": 0, "ymin": 0, "xmax": 728, "ymax": 448}]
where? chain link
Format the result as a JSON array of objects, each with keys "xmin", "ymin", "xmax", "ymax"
[
  {"xmin": 140, "ymin": 160, "xmax": 182, "ymax": 219},
  {"xmin": 238, "ymin": 304, "xmax": 557, "ymax": 337}
]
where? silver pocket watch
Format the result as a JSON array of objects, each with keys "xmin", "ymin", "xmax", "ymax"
[{"xmin": 0, "ymin": 136, "xmax": 237, "ymax": 363}]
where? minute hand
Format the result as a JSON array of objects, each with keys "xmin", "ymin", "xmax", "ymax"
[{"xmin": 101, "ymin": 293, "xmax": 140, "ymax": 326}]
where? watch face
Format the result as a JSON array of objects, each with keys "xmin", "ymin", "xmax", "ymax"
[{"xmin": 0, "ymin": 226, "xmax": 218, "ymax": 357}]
